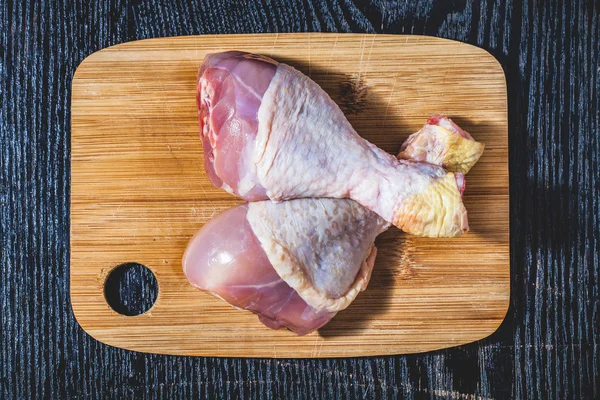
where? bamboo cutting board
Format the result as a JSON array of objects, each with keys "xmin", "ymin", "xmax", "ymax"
[{"xmin": 71, "ymin": 33, "xmax": 509, "ymax": 358}]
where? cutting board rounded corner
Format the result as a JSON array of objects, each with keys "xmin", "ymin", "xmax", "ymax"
[
  {"xmin": 71, "ymin": 298, "xmax": 111, "ymax": 349},
  {"xmin": 480, "ymin": 292, "xmax": 511, "ymax": 342},
  {"xmin": 69, "ymin": 275, "xmax": 114, "ymax": 347},
  {"xmin": 73, "ymin": 47, "xmax": 110, "ymax": 83}
]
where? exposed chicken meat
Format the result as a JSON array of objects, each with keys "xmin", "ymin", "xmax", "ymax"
[
  {"xmin": 198, "ymin": 52, "xmax": 468, "ymax": 238},
  {"xmin": 185, "ymin": 116, "xmax": 483, "ymax": 335},
  {"xmin": 197, "ymin": 52, "xmax": 277, "ymax": 200}
]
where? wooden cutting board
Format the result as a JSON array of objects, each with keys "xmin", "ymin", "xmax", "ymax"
[{"xmin": 71, "ymin": 33, "xmax": 509, "ymax": 358}]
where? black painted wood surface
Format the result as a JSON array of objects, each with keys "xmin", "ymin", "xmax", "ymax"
[{"xmin": 1, "ymin": 0, "xmax": 598, "ymax": 398}]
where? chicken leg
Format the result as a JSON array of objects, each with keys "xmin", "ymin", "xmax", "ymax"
[{"xmin": 198, "ymin": 52, "xmax": 468, "ymax": 238}]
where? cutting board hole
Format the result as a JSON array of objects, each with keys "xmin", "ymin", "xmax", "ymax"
[{"xmin": 104, "ymin": 263, "xmax": 158, "ymax": 316}]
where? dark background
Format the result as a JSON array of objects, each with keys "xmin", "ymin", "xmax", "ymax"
[{"xmin": 1, "ymin": 0, "xmax": 599, "ymax": 398}]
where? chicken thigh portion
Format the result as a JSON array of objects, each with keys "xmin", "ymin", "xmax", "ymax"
[{"xmin": 198, "ymin": 52, "xmax": 468, "ymax": 238}]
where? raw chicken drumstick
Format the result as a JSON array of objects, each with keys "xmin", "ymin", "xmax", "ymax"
[
  {"xmin": 197, "ymin": 51, "xmax": 469, "ymax": 238},
  {"xmin": 184, "ymin": 117, "xmax": 484, "ymax": 335},
  {"xmin": 184, "ymin": 200, "xmax": 387, "ymax": 335}
]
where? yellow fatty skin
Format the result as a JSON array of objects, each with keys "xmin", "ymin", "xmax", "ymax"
[{"xmin": 393, "ymin": 172, "xmax": 468, "ymax": 238}]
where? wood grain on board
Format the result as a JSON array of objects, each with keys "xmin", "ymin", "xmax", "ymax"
[{"xmin": 70, "ymin": 33, "xmax": 508, "ymax": 357}]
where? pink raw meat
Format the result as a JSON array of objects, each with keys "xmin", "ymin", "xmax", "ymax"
[
  {"xmin": 198, "ymin": 52, "xmax": 468, "ymax": 238},
  {"xmin": 197, "ymin": 52, "xmax": 277, "ymax": 201},
  {"xmin": 183, "ymin": 204, "xmax": 341, "ymax": 335}
]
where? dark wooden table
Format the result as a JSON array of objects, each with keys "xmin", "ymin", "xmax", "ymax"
[{"xmin": 1, "ymin": 1, "xmax": 598, "ymax": 398}]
